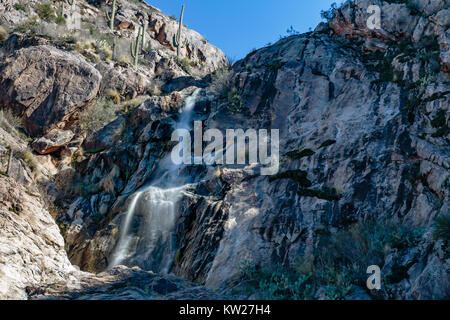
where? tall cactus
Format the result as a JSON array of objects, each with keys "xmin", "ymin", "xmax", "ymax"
[
  {"xmin": 6, "ymin": 148, "xmax": 12, "ymax": 177},
  {"xmin": 142, "ymin": 22, "xmax": 148, "ymax": 49},
  {"xmin": 112, "ymin": 36, "xmax": 117, "ymax": 60},
  {"xmin": 106, "ymin": 0, "xmax": 117, "ymax": 31},
  {"xmin": 172, "ymin": 4, "xmax": 187, "ymax": 60},
  {"xmin": 130, "ymin": 26, "xmax": 143, "ymax": 67}
]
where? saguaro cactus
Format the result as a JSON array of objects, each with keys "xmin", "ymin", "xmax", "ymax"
[
  {"xmin": 112, "ymin": 36, "xmax": 117, "ymax": 60},
  {"xmin": 106, "ymin": 0, "xmax": 117, "ymax": 31},
  {"xmin": 6, "ymin": 148, "xmax": 12, "ymax": 176},
  {"xmin": 172, "ymin": 4, "xmax": 187, "ymax": 60},
  {"xmin": 130, "ymin": 26, "xmax": 143, "ymax": 67},
  {"xmin": 141, "ymin": 22, "xmax": 147, "ymax": 52}
]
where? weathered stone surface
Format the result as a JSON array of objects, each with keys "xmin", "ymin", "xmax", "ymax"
[
  {"xmin": 96, "ymin": 62, "xmax": 151, "ymax": 99},
  {"xmin": 0, "ymin": 0, "xmax": 448, "ymax": 301},
  {"xmin": 0, "ymin": 45, "xmax": 101, "ymax": 136},
  {"xmin": 32, "ymin": 129, "xmax": 75, "ymax": 155},
  {"xmin": 0, "ymin": 175, "xmax": 77, "ymax": 299},
  {"xmin": 27, "ymin": 265, "xmax": 230, "ymax": 300}
]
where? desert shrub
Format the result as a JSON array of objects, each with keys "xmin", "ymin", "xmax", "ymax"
[
  {"xmin": 14, "ymin": 16, "xmax": 39, "ymax": 34},
  {"xmin": 55, "ymin": 15, "xmax": 66, "ymax": 26},
  {"xmin": 79, "ymin": 98, "xmax": 118, "ymax": 134},
  {"xmin": 320, "ymin": 2, "xmax": 338, "ymax": 21},
  {"xmin": 148, "ymin": 78, "xmax": 164, "ymax": 96},
  {"xmin": 238, "ymin": 262, "xmax": 353, "ymax": 300},
  {"xmin": 117, "ymin": 55, "xmax": 131, "ymax": 67},
  {"xmin": 285, "ymin": 148, "xmax": 315, "ymax": 159},
  {"xmin": 406, "ymin": 2, "xmax": 421, "ymax": 15},
  {"xmin": 237, "ymin": 221, "xmax": 423, "ymax": 299},
  {"xmin": 95, "ymin": 39, "xmax": 113, "ymax": 61},
  {"xmin": 210, "ymin": 67, "xmax": 234, "ymax": 98},
  {"xmin": 431, "ymin": 110, "xmax": 446, "ymax": 128},
  {"xmin": 0, "ymin": 109, "xmax": 22, "ymax": 133},
  {"xmin": 178, "ymin": 57, "xmax": 192, "ymax": 74},
  {"xmin": 433, "ymin": 213, "xmax": 450, "ymax": 242},
  {"xmin": 35, "ymin": 2, "xmax": 57, "ymax": 22},
  {"xmin": 319, "ymin": 139, "xmax": 337, "ymax": 148},
  {"xmin": 121, "ymin": 96, "xmax": 147, "ymax": 113},
  {"xmin": 0, "ymin": 26, "xmax": 8, "ymax": 42},
  {"xmin": 107, "ymin": 89, "xmax": 121, "ymax": 104},
  {"xmin": 12, "ymin": 149, "xmax": 39, "ymax": 176},
  {"xmin": 429, "ymin": 58, "xmax": 441, "ymax": 73},
  {"xmin": 14, "ymin": 3, "xmax": 24, "ymax": 11},
  {"xmin": 227, "ymin": 87, "xmax": 243, "ymax": 113}
]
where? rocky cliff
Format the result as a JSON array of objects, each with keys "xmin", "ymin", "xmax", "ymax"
[{"xmin": 0, "ymin": 0, "xmax": 448, "ymax": 300}]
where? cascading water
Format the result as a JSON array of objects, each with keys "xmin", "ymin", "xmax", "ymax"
[{"xmin": 109, "ymin": 89, "xmax": 201, "ymax": 272}]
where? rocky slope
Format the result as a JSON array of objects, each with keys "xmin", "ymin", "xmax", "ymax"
[
  {"xmin": 0, "ymin": 0, "xmax": 227, "ymax": 300},
  {"xmin": 0, "ymin": 0, "xmax": 448, "ymax": 300}
]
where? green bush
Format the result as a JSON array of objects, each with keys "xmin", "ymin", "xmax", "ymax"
[
  {"xmin": 35, "ymin": 2, "xmax": 56, "ymax": 22},
  {"xmin": 211, "ymin": 67, "xmax": 234, "ymax": 98},
  {"xmin": 431, "ymin": 110, "xmax": 446, "ymax": 128},
  {"xmin": 227, "ymin": 87, "xmax": 243, "ymax": 113},
  {"xmin": 55, "ymin": 15, "xmax": 66, "ymax": 26},
  {"xmin": 433, "ymin": 213, "xmax": 450, "ymax": 242},
  {"xmin": 406, "ymin": 2, "xmax": 420, "ymax": 15},
  {"xmin": 0, "ymin": 26, "xmax": 8, "ymax": 42},
  {"xmin": 79, "ymin": 98, "xmax": 118, "ymax": 134},
  {"xmin": 178, "ymin": 57, "xmax": 192, "ymax": 75},
  {"xmin": 319, "ymin": 139, "xmax": 337, "ymax": 148},
  {"xmin": 13, "ymin": 16, "xmax": 39, "ymax": 34},
  {"xmin": 269, "ymin": 169, "xmax": 312, "ymax": 187},
  {"xmin": 0, "ymin": 109, "xmax": 22, "ymax": 134},
  {"xmin": 14, "ymin": 3, "xmax": 26, "ymax": 11},
  {"xmin": 320, "ymin": 2, "xmax": 337, "ymax": 21},
  {"xmin": 285, "ymin": 148, "xmax": 315, "ymax": 159},
  {"xmin": 236, "ymin": 221, "xmax": 423, "ymax": 299}
]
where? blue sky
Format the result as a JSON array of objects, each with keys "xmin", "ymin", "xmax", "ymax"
[{"xmin": 147, "ymin": 0, "xmax": 338, "ymax": 60}]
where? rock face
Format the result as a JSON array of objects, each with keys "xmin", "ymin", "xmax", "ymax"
[
  {"xmin": 54, "ymin": 0, "xmax": 449, "ymax": 300},
  {"xmin": 27, "ymin": 265, "xmax": 229, "ymax": 300},
  {"xmin": 328, "ymin": 0, "xmax": 449, "ymax": 74},
  {"xmin": 0, "ymin": 45, "xmax": 102, "ymax": 136},
  {"xmin": 0, "ymin": 174, "xmax": 76, "ymax": 299},
  {"xmin": 32, "ymin": 129, "xmax": 75, "ymax": 155},
  {"xmin": 0, "ymin": 0, "xmax": 448, "ymax": 300}
]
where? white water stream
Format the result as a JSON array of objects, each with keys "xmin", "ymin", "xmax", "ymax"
[{"xmin": 109, "ymin": 89, "xmax": 201, "ymax": 272}]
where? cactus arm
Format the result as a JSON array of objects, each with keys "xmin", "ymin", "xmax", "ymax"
[
  {"xmin": 130, "ymin": 26, "xmax": 143, "ymax": 67},
  {"xmin": 141, "ymin": 22, "xmax": 147, "ymax": 52},
  {"xmin": 130, "ymin": 41, "xmax": 135, "ymax": 59},
  {"xmin": 172, "ymin": 4, "xmax": 185, "ymax": 60},
  {"xmin": 106, "ymin": 0, "xmax": 116, "ymax": 31},
  {"xmin": 172, "ymin": 34, "xmax": 178, "ymax": 48}
]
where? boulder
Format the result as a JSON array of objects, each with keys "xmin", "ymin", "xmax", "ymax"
[
  {"xmin": 0, "ymin": 45, "xmax": 101, "ymax": 136},
  {"xmin": 32, "ymin": 129, "xmax": 75, "ymax": 155}
]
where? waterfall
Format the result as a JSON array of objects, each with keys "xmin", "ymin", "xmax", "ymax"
[{"xmin": 109, "ymin": 89, "xmax": 201, "ymax": 272}]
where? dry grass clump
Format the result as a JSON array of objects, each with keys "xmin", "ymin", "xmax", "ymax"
[
  {"xmin": 79, "ymin": 98, "xmax": 117, "ymax": 134},
  {"xmin": 0, "ymin": 26, "xmax": 8, "ymax": 42},
  {"xmin": 108, "ymin": 89, "xmax": 121, "ymax": 104},
  {"xmin": 210, "ymin": 67, "xmax": 234, "ymax": 97}
]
